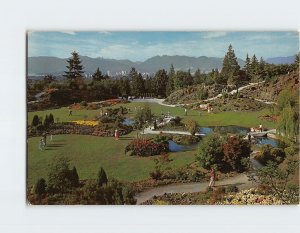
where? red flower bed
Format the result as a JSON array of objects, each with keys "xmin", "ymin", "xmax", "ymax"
[{"xmin": 125, "ymin": 138, "xmax": 169, "ymax": 157}]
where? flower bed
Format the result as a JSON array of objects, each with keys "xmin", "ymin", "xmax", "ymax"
[
  {"xmin": 125, "ymin": 138, "xmax": 169, "ymax": 157},
  {"xmin": 27, "ymin": 122, "xmax": 132, "ymax": 138},
  {"xmin": 219, "ymin": 188, "xmax": 285, "ymax": 205},
  {"xmin": 72, "ymin": 120, "xmax": 98, "ymax": 126}
]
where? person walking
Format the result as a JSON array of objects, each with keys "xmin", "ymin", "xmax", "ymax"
[
  {"xmin": 69, "ymin": 110, "xmax": 72, "ymax": 116},
  {"xmin": 184, "ymin": 108, "xmax": 187, "ymax": 116},
  {"xmin": 43, "ymin": 134, "xmax": 47, "ymax": 146},
  {"xmin": 114, "ymin": 128, "xmax": 120, "ymax": 140},
  {"xmin": 39, "ymin": 138, "xmax": 44, "ymax": 151},
  {"xmin": 208, "ymin": 166, "xmax": 216, "ymax": 188}
]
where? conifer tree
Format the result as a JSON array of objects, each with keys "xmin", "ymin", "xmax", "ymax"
[
  {"xmin": 64, "ymin": 51, "xmax": 84, "ymax": 88},
  {"xmin": 92, "ymin": 67, "xmax": 104, "ymax": 81},
  {"xmin": 32, "ymin": 115, "xmax": 40, "ymax": 127},
  {"xmin": 221, "ymin": 44, "xmax": 240, "ymax": 85},
  {"xmin": 166, "ymin": 64, "xmax": 175, "ymax": 96},
  {"xmin": 97, "ymin": 167, "xmax": 108, "ymax": 187}
]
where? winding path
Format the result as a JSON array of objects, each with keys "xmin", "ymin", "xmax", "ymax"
[
  {"xmin": 135, "ymin": 173, "xmax": 252, "ymax": 204},
  {"xmin": 135, "ymin": 154, "xmax": 263, "ymax": 204},
  {"xmin": 132, "ymin": 81, "xmax": 266, "ymax": 107}
]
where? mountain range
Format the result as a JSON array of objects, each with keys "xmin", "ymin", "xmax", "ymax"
[
  {"xmin": 28, "ymin": 54, "xmax": 295, "ymax": 77},
  {"xmin": 265, "ymin": 55, "xmax": 296, "ymax": 65}
]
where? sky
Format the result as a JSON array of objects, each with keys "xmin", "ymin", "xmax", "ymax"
[{"xmin": 28, "ymin": 31, "xmax": 299, "ymax": 61}]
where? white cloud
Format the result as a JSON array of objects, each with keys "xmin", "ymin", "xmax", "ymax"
[
  {"xmin": 201, "ymin": 32, "xmax": 227, "ymax": 39},
  {"xmin": 60, "ymin": 31, "xmax": 76, "ymax": 35},
  {"xmin": 98, "ymin": 31, "xmax": 112, "ymax": 35}
]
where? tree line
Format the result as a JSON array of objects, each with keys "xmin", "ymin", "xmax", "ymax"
[{"xmin": 28, "ymin": 48, "xmax": 299, "ymax": 99}]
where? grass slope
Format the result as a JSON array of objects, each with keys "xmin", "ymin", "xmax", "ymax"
[{"xmin": 27, "ymin": 133, "xmax": 195, "ymax": 186}]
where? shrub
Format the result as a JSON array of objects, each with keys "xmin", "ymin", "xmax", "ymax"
[
  {"xmin": 255, "ymin": 144, "xmax": 285, "ymax": 165},
  {"xmin": 172, "ymin": 135, "xmax": 200, "ymax": 145},
  {"xmin": 31, "ymin": 115, "xmax": 40, "ymax": 127},
  {"xmin": 150, "ymin": 169, "xmax": 162, "ymax": 180},
  {"xmin": 222, "ymin": 136, "xmax": 251, "ymax": 172},
  {"xmin": 47, "ymin": 156, "xmax": 73, "ymax": 193},
  {"xmin": 225, "ymin": 185, "xmax": 239, "ymax": 193},
  {"xmin": 48, "ymin": 113, "xmax": 54, "ymax": 125},
  {"xmin": 80, "ymin": 101, "xmax": 87, "ymax": 107},
  {"xmin": 125, "ymin": 138, "xmax": 169, "ymax": 157},
  {"xmin": 97, "ymin": 167, "xmax": 108, "ymax": 187},
  {"xmin": 69, "ymin": 166, "xmax": 79, "ymax": 187},
  {"xmin": 34, "ymin": 178, "xmax": 47, "ymax": 196},
  {"xmin": 196, "ymin": 133, "xmax": 224, "ymax": 169},
  {"xmin": 186, "ymin": 119, "xmax": 199, "ymax": 135}
]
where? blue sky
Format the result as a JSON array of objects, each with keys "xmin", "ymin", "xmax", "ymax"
[{"xmin": 28, "ymin": 31, "xmax": 299, "ymax": 61}]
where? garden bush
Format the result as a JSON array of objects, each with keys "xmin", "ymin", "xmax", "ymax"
[
  {"xmin": 222, "ymin": 136, "xmax": 251, "ymax": 172},
  {"xmin": 172, "ymin": 135, "xmax": 200, "ymax": 145},
  {"xmin": 255, "ymin": 144, "xmax": 286, "ymax": 165},
  {"xmin": 125, "ymin": 138, "xmax": 169, "ymax": 157},
  {"xmin": 196, "ymin": 133, "xmax": 224, "ymax": 169}
]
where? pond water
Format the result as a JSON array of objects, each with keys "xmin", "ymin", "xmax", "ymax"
[
  {"xmin": 254, "ymin": 137, "xmax": 278, "ymax": 147},
  {"xmin": 168, "ymin": 140, "xmax": 187, "ymax": 152},
  {"xmin": 198, "ymin": 125, "xmax": 279, "ymax": 148},
  {"xmin": 199, "ymin": 125, "xmax": 250, "ymax": 135},
  {"xmin": 123, "ymin": 118, "xmax": 135, "ymax": 126}
]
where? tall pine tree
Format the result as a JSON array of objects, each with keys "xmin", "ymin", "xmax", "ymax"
[
  {"xmin": 64, "ymin": 51, "xmax": 84, "ymax": 89},
  {"xmin": 129, "ymin": 68, "xmax": 144, "ymax": 97},
  {"xmin": 221, "ymin": 44, "xmax": 240, "ymax": 85},
  {"xmin": 166, "ymin": 64, "xmax": 175, "ymax": 96}
]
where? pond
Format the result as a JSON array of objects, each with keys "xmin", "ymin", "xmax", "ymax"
[
  {"xmin": 254, "ymin": 137, "xmax": 279, "ymax": 147},
  {"xmin": 199, "ymin": 125, "xmax": 250, "ymax": 135},
  {"xmin": 168, "ymin": 140, "xmax": 188, "ymax": 152},
  {"xmin": 123, "ymin": 118, "xmax": 135, "ymax": 126},
  {"xmin": 198, "ymin": 125, "xmax": 279, "ymax": 148}
]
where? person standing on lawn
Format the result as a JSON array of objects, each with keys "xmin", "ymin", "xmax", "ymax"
[
  {"xmin": 208, "ymin": 166, "xmax": 216, "ymax": 188},
  {"xmin": 184, "ymin": 108, "xmax": 187, "ymax": 116},
  {"xmin": 114, "ymin": 128, "xmax": 120, "ymax": 140},
  {"xmin": 39, "ymin": 138, "xmax": 44, "ymax": 151}
]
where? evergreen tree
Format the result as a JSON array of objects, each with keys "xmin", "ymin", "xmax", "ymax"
[
  {"xmin": 92, "ymin": 67, "xmax": 104, "ymax": 81},
  {"xmin": 48, "ymin": 113, "xmax": 54, "ymax": 125},
  {"xmin": 129, "ymin": 68, "xmax": 144, "ymax": 97},
  {"xmin": 153, "ymin": 69, "xmax": 168, "ymax": 97},
  {"xmin": 34, "ymin": 178, "xmax": 47, "ymax": 196},
  {"xmin": 43, "ymin": 115, "xmax": 50, "ymax": 129},
  {"xmin": 69, "ymin": 166, "xmax": 79, "ymax": 187},
  {"xmin": 63, "ymin": 51, "xmax": 84, "ymax": 89},
  {"xmin": 193, "ymin": 68, "xmax": 202, "ymax": 84},
  {"xmin": 243, "ymin": 54, "xmax": 251, "ymax": 82},
  {"xmin": 250, "ymin": 54, "xmax": 259, "ymax": 81},
  {"xmin": 166, "ymin": 64, "xmax": 175, "ymax": 96},
  {"xmin": 221, "ymin": 44, "xmax": 240, "ymax": 84},
  {"xmin": 32, "ymin": 115, "xmax": 40, "ymax": 127},
  {"xmin": 293, "ymin": 53, "xmax": 299, "ymax": 71},
  {"xmin": 97, "ymin": 167, "xmax": 108, "ymax": 187},
  {"xmin": 144, "ymin": 75, "xmax": 153, "ymax": 96}
]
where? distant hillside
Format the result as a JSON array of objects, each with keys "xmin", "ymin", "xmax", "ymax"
[
  {"xmin": 28, "ymin": 55, "xmax": 245, "ymax": 76},
  {"xmin": 266, "ymin": 55, "xmax": 296, "ymax": 65}
]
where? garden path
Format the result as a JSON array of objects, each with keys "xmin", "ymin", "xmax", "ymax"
[{"xmin": 135, "ymin": 153, "xmax": 263, "ymax": 204}]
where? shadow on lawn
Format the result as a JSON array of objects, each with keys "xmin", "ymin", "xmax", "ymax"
[
  {"xmin": 119, "ymin": 136, "xmax": 135, "ymax": 141},
  {"xmin": 46, "ymin": 143, "xmax": 66, "ymax": 148}
]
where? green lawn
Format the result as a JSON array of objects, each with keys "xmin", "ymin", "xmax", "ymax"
[
  {"xmin": 27, "ymin": 102, "xmax": 276, "ymax": 186},
  {"xmin": 28, "ymin": 102, "xmax": 276, "ymax": 129},
  {"xmin": 27, "ymin": 133, "xmax": 196, "ymax": 186}
]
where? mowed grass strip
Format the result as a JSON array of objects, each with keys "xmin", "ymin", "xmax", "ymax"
[{"xmin": 27, "ymin": 133, "xmax": 196, "ymax": 186}]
